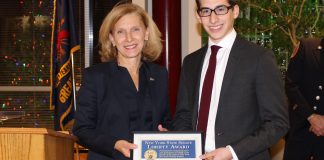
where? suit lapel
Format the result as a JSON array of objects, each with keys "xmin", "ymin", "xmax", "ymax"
[
  {"xmin": 142, "ymin": 62, "xmax": 157, "ymax": 128},
  {"xmin": 108, "ymin": 61, "xmax": 130, "ymax": 116},
  {"xmin": 98, "ymin": 61, "xmax": 131, "ymax": 128},
  {"xmin": 218, "ymin": 36, "xmax": 242, "ymax": 109}
]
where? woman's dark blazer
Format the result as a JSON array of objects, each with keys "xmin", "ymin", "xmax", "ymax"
[{"xmin": 72, "ymin": 61, "xmax": 171, "ymax": 160}]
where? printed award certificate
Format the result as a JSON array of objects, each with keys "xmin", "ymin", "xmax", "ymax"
[{"xmin": 132, "ymin": 132, "xmax": 202, "ymax": 160}]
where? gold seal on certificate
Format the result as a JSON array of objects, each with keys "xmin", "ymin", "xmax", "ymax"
[
  {"xmin": 132, "ymin": 132, "xmax": 202, "ymax": 160},
  {"xmin": 144, "ymin": 149, "xmax": 158, "ymax": 160}
]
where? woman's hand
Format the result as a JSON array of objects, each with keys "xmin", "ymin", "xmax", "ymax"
[
  {"xmin": 158, "ymin": 124, "xmax": 168, "ymax": 131},
  {"xmin": 114, "ymin": 140, "xmax": 138, "ymax": 158}
]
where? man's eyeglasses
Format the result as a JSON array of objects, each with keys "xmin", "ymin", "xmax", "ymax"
[{"xmin": 197, "ymin": 5, "xmax": 234, "ymax": 17}]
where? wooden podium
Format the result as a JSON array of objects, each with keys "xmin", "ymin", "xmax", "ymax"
[{"xmin": 0, "ymin": 128, "xmax": 75, "ymax": 160}]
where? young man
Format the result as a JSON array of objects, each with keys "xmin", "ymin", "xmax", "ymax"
[
  {"xmin": 172, "ymin": 0, "xmax": 289, "ymax": 159},
  {"xmin": 284, "ymin": 37, "xmax": 324, "ymax": 160}
]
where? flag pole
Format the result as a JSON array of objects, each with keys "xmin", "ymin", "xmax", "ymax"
[
  {"xmin": 71, "ymin": 53, "xmax": 77, "ymax": 111},
  {"xmin": 71, "ymin": 46, "xmax": 80, "ymax": 111}
]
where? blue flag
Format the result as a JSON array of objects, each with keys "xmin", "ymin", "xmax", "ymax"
[{"xmin": 51, "ymin": 0, "xmax": 80, "ymax": 131}]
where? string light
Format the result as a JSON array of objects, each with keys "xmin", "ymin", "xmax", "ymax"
[{"xmin": 0, "ymin": 0, "xmax": 54, "ymax": 93}]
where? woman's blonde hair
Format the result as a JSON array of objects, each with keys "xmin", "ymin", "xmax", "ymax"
[{"xmin": 99, "ymin": 3, "xmax": 162, "ymax": 62}]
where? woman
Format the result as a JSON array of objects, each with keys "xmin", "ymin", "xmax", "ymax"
[{"xmin": 72, "ymin": 3, "xmax": 171, "ymax": 160}]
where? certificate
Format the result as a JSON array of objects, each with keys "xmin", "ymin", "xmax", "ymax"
[{"xmin": 132, "ymin": 132, "xmax": 202, "ymax": 160}]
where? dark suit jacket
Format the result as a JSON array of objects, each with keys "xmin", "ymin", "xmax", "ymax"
[
  {"xmin": 72, "ymin": 61, "xmax": 171, "ymax": 160},
  {"xmin": 285, "ymin": 38, "xmax": 324, "ymax": 141},
  {"xmin": 172, "ymin": 36, "xmax": 289, "ymax": 160}
]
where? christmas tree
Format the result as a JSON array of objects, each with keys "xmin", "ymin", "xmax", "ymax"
[{"xmin": 236, "ymin": 0, "xmax": 324, "ymax": 71}]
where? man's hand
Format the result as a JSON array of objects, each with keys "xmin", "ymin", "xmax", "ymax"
[
  {"xmin": 114, "ymin": 140, "xmax": 137, "ymax": 158},
  {"xmin": 199, "ymin": 147, "xmax": 232, "ymax": 160},
  {"xmin": 158, "ymin": 124, "xmax": 168, "ymax": 131},
  {"xmin": 308, "ymin": 114, "xmax": 324, "ymax": 136}
]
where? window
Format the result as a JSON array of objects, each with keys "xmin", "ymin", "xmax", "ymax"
[{"xmin": 0, "ymin": 0, "xmax": 83, "ymax": 129}]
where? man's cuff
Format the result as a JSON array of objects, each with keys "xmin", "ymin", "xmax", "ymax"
[{"xmin": 226, "ymin": 145, "xmax": 239, "ymax": 160}]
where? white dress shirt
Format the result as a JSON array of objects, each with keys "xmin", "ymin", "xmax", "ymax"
[{"xmin": 198, "ymin": 29, "xmax": 239, "ymax": 160}]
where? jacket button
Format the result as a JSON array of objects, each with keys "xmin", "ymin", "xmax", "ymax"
[
  {"xmin": 313, "ymin": 106, "xmax": 317, "ymax": 110},
  {"xmin": 316, "ymin": 96, "xmax": 320, "ymax": 100},
  {"xmin": 319, "ymin": 85, "xmax": 323, "ymax": 90}
]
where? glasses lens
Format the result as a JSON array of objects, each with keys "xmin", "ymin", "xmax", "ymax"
[
  {"xmin": 199, "ymin": 8, "xmax": 211, "ymax": 17},
  {"xmin": 215, "ymin": 5, "xmax": 228, "ymax": 15}
]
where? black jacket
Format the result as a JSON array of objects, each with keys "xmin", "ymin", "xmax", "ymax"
[
  {"xmin": 73, "ymin": 61, "xmax": 171, "ymax": 160},
  {"xmin": 285, "ymin": 38, "xmax": 324, "ymax": 138}
]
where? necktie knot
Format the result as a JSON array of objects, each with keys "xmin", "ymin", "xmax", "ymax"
[{"xmin": 211, "ymin": 45, "xmax": 221, "ymax": 55}]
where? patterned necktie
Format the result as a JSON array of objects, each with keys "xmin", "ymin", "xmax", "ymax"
[{"xmin": 197, "ymin": 45, "xmax": 221, "ymax": 133}]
